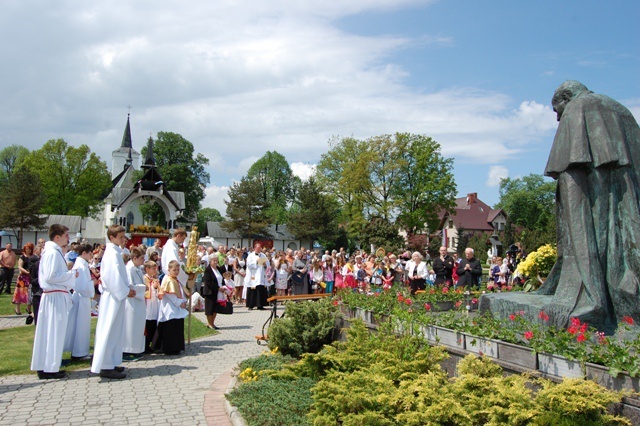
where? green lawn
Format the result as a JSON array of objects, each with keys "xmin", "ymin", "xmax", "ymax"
[
  {"xmin": 0, "ymin": 292, "xmax": 21, "ymax": 316},
  {"xmin": 0, "ymin": 312, "xmax": 215, "ymax": 376}
]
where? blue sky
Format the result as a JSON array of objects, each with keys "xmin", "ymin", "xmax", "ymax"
[{"xmin": 0, "ymin": 0, "xmax": 638, "ymax": 215}]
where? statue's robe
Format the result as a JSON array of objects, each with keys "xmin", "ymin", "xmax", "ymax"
[{"xmin": 541, "ymin": 90, "xmax": 640, "ymax": 331}]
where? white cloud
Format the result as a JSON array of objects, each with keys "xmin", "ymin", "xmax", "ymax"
[
  {"xmin": 486, "ymin": 165, "xmax": 508, "ymax": 187},
  {"xmin": 291, "ymin": 162, "xmax": 317, "ymax": 181},
  {"xmin": 202, "ymin": 185, "xmax": 230, "ymax": 217}
]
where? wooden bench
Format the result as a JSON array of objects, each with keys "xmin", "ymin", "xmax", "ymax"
[{"xmin": 255, "ymin": 293, "xmax": 333, "ymax": 344}]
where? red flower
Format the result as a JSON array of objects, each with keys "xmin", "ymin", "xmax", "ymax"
[
  {"xmin": 568, "ymin": 325, "xmax": 579, "ymax": 335},
  {"xmin": 405, "ymin": 298, "xmax": 413, "ymax": 305},
  {"xmin": 509, "ymin": 314, "xmax": 516, "ymax": 321},
  {"xmin": 596, "ymin": 332, "xmax": 607, "ymax": 345},
  {"xmin": 623, "ymin": 316, "xmax": 634, "ymax": 325},
  {"xmin": 570, "ymin": 317, "xmax": 581, "ymax": 327},
  {"xmin": 442, "ymin": 287, "xmax": 449, "ymax": 294},
  {"xmin": 332, "ymin": 300, "xmax": 339, "ymax": 306},
  {"xmin": 454, "ymin": 301, "xmax": 462, "ymax": 308},
  {"xmin": 576, "ymin": 333, "xmax": 586, "ymax": 343},
  {"xmin": 429, "ymin": 289, "xmax": 436, "ymax": 294},
  {"xmin": 471, "ymin": 298, "xmax": 478, "ymax": 304},
  {"xmin": 397, "ymin": 294, "xmax": 405, "ymax": 303},
  {"xmin": 524, "ymin": 331, "xmax": 534, "ymax": 340},
  {"xmin": 424, "ymin": 303, "xmax": 432, "ymax": 311},
  {"xmin": 538, "ymin": 311, "xmax": 549, "ymax": 322},
  {"xmin": 580, "ymin": 323, "xmax": 588, "ymax": 333}
]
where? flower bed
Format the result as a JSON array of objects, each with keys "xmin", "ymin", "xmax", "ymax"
[{"xmin": 337, "ymin": 287, "xmax": 640, "ymax": 390}]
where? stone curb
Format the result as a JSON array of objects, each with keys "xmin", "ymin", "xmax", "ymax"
[{"xmin": 224, "ymin": 374, "xmax": 247, "ymax": 426}]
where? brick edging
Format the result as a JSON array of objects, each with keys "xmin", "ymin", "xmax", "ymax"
[{"xmin": 204, "ymin": 369, "xmax": 247, "ymax": 426}]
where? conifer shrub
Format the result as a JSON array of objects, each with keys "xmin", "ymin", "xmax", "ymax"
[{"xmin": 267, "ymin": 298, "xmax": 339, "ymax": 358}]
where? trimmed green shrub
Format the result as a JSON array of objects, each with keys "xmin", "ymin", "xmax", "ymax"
[
  {"xmin": 226, "ymin": 376, "xmax": 315, "ymax": 426},
  {"xmin": 267, "ymin": 298, "xmax": 339, "ymax": 358}
]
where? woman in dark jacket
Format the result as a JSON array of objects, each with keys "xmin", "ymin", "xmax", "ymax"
[{"xmin": 201, "ymin": 257, "xmax": 226, "ymax": 329}]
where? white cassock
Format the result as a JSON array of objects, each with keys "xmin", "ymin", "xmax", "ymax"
[
  {"xmin": 246, "ymin": 251, "xmax": 268, "ymax": 288},
  {"xmin": 161, "ymin": 239, "xmax": 188, "ymax": 284},
  {"xmin": 64, "ymin": 257, "xmax": 95, "ymax": 358},
  {"xmin": 91, "ymin": 243, "xmax": 131, "ymax": 373},
  {"xmin": 31, "ymin": 241, "xmax": 76, "ymax": 373},
  {"xmin": 123, "ymin": 261, "xmax": 146, "ymax": 354}
]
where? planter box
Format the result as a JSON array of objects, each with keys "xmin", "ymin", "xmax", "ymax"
[
  {"xmin": 434, "ymin": 326, "xmax": 465, "ymax": 350},
  {"xmin": 339, "ymin": 304, "xmax": 354, "ymax": 318},
  {"xmin": 354, "ymin": 308, "xmax": 373, "ymax": 324},
  {"xmin": 586, "ymin": 362, "xmax": 640, "ymax": 392},
  {"xmin": 537, "ymin": 353, "xmax": 583, "ymax": 379},
  {"xmin": 419, "ymin": 325, "xmax": 438, "ymax": 343},
  {"xmin": 497, "ymin": 341, "xmax": 538, "ymax": 370},
  {"xmin": 372, "ymin": 313, "xmax": 391, "ymax": 326},
  {"xmin": 464, "ymin": 334, "xmax": 499, "ymax": 358}
]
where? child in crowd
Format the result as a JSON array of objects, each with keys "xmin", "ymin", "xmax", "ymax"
[
  {"xmin": 218, "ymin": 272, "xmax": 234, "ymax": 306},
  {"xmin": 157, "ymin": 260, "xmax": 188, "ymax": 355},
  {"xmin": 311, "ymin": 259, "xmax": 324, "ymax": 294},
  {"xmin": 143, "ymin": 260, "xmax": 160, "ymax": 353},
  {"xmin": 123, "ymin": 247, "xmax": 146, "ymax": 360},
  {"xmin": 323, "ymin": 257, "xmax": 335, "ymax": 295},
  {"xmin": 382, "ymin": 268, "xmax": 394, "ymax": 290},
  {"xmin": 371, "ymin": 261, "xmax": 384, "ymax": 289}
]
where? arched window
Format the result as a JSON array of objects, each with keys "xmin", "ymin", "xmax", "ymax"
[
  {"xmin": 287, "ymin": 242, "xmax": 297, "ymax": 250},
  {"xmin": 126, "ymin": 212, "xmax": 135, "ymax": 228}
]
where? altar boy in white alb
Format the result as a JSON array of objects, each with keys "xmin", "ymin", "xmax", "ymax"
[
  {"xmin": 123, "ymin": 246, "xmax": 147, "ymax": 359},
  {"xmin": 64, "ymin": 244, "xmax": 95, "ymax": 360},
  {"xmin": 31, "ymin": 224, "xmax": 77, "ymax": 379},
  {"xmin": 91, "ymin": 225, "xmax": 136, "ymax": 379}
]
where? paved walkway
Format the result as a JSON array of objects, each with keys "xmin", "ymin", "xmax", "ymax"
[{"xmin": 0, "ymin": 307, "xmax": 272, "ymax": 425}]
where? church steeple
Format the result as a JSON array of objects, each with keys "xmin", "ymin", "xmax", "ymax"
[
  {"xmin": 142, "ymin": 135, "xmax": 156, "ymax": 169},
  {"xmin": 111, "ymin": 112, "xmax": 141, "ymax": 179},
  {"xmin": 121, "ymin": 113, "xmax": 133, "ymax": 149}
]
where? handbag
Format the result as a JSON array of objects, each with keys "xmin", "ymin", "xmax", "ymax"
[
  {"xmin": 26, "ymin": 315, "xmax": 34, "ymax": 325},
  {"xmin": 214, "ymin": 300, "xmax": 233, "ymax": 315}
]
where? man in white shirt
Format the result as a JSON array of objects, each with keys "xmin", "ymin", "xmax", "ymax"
[
  {"xmin": 161, "ymin": 228, "xmax": 188, "ymax": 284},
  {"xmin": 31, "ymin": 224, "xmax": 78, "ymax": 379}
]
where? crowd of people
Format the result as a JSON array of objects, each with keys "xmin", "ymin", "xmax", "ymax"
[{"xmin": 13, "ymin": 222, "xmax": 526, "ymax": 381}]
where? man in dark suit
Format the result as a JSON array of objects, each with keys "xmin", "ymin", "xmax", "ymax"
[{"xmin": 456, "ymin": 248, "xmax": 483, "ymax": 290}]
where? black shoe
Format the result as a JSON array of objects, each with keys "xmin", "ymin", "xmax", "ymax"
[
  {"xmin": 37, "ymin": 370, "xmax": 67, "ymax": 380},
  {"xmin": 99, "ymin": 369, "xmax": 126, "ymax": 379},
  {"xmin": 257, "ymin": 307, "xmax": 265, "ymax": 310},
  {"xmin": 71, "ymin": 355, "xmax": 92, "ymax": 362},
  {"xmin": 114, "ymin": 366, "xmax": 125, "ymax": 372}
]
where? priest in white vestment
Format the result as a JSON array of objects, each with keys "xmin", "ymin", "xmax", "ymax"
[
  {"xmin": 31, "ymin": 224, "xmax": 77, "ymax": 379},
  {"xmin": 91, "ymin": 226, "xmax": 136, "ymax": 379},
  {"xmin": 245, "ymin": 243, "xmax": 269, "ymax": 310},
  {"xmin": 123, "ymin": 247, "xmax": 147, "ymax": 356},
  {"xmin": 64, "ymin": 244, "xmax": 95, "ymax": 360}
]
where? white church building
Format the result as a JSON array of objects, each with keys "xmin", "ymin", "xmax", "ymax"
[{"xmin": 1, "ymin": 116, "xmax": 185, "ymax": 247}]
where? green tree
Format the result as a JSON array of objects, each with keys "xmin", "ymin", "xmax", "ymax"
[
  {"xmin": 0, "ymin": 145, "xmax": 30, "ymax": 182},
  {"xmin": 361, "ymin": 216, "xmax": 405, "ymax": 253},
  {"xmin": 0, "ymin": 166, "xmax": 47, "ymax": 247},
  {"xmin": 141, "ymin": 132, "xmax": 210, "ymax": 221},
  {"xmin": 496, "ymin": 174, "xmax": 557, "ymax": 252},
  {"xmin": 287, "ymin": 177, "xmax": 340, "ymax": 244},
  {"xmin": 221, "ymin": 177, "xmax": 271, "ymax": 238},
  {"xmin": 316, "ymin": 137, "xmax": 375, "ymax": 240},
  {"xmin": 197, "ymin": 207, "xmax": 224, "ymax": 232},
  {"xmin": 393, "ymin": 133, "xmax": 457, "ymax": 234},
  {"xmin": 246, "ymin": 151, "xmax": 295, "ymax": 225},
  {"xmin": 25, "ymin": 139, "xmax": 112, "ymax": 217}
]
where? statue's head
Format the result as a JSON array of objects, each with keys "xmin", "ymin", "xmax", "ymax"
[{"xmin": 552, "ymin": 80, "xmax": 589, "ymax": 121}]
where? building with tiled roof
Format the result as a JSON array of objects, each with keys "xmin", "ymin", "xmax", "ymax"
[{"xmin": 438, "ymin": 193, "xmax": 506, "ymax": 254}]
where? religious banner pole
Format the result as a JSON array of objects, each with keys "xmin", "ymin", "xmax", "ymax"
[{"xmin": 183, "ymin": 226, "xmax": 203, "ymax": 346}]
